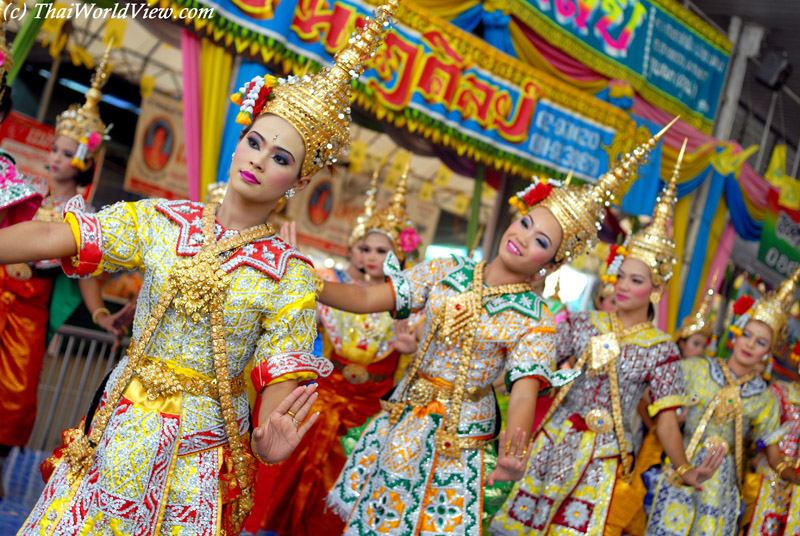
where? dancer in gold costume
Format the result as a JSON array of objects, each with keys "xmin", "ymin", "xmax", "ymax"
[
  {"xmin": 743, "ymin": 342, "xmax": 800, "ymax": 535},
  {"xmin": 248, "ymin": 162, "xmax": 420, "ymax": 536},
  {"xmin": 320, "ymin": 129, "xmax": 670, "ymax": 535},
  {"xmin": 4, "ymin": 2, "xmax": 398, "ymax": 533},
  {"xmin": 491, "ymin": 138, "xmax": 724, "ymax": 536},
  {"xmin": 645, "ymin": 268, "xmax": 800, "ymax": 535}
]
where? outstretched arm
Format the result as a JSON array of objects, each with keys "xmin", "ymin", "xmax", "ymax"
[
  {"xmin": 0, "ymin": 220, "xmax": 76, "ymax": 263},
  {"xmin": 318, "ymin": 279, "xmax": 396, "ymax": 314}
]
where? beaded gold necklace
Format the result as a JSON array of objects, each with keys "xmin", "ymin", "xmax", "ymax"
[
  {"xmin": 385, "ymin": 261, "xmax": 533, "ymax": 458},
  {"xmin": 63, "ymin": 203, "xmax": 274, "ymax": 527}
]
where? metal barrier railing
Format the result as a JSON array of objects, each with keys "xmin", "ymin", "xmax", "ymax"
[{"xmin": 27, "ymin": 325, "xmax": 130, "ymax": 453}]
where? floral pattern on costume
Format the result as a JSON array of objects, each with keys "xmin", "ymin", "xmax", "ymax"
[
  {"xmin": 744, "ymin": 381, "xmax": 800, "ymax": 535},
  {"xmin": 491, "ymin": 311, "xmax": 684, "ymax": 535},
  {"xmin": 327, "ymin": 256, "xmax": 574, "ymax": 536},
  {"xmin": 644, "ymin": 357, "xmax": 781, "ymax": 536},
  {"xmin": 18, "ymin": 198, "xmax": 329, "ymax": 536}
]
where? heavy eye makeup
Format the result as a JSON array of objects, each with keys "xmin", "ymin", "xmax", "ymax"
[{"xmin": 520, "ymin": 215, "xmax": 550, "ymax": 249}]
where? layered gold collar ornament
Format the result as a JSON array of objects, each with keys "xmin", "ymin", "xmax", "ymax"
[
  {"xmin": 55, "ymin": 44, "xmax": 113, "ymax": 171},
  {"xmin": 0, "ymin": 0, "xmax": 13, "ymax": 102},
  {"xmin": 605, "ymin": 137, "xmax": 687, "ymax": 287},
  {"xmin": 675, "ymin": 271, "xmax": 719, "ymax": 341},
  {"xmin": 363, "ymin": 160, "xmax": 420, "ymax": 262},
  {"xmin": 678, "ymin": 359, "xmax": 757, "ymax": 487},
  {"xmin": 382, "ymin": 261, "xmax": 534, "ymax": 458},
  {"xmin": 730, "ymin": 265, "xmax": 800, "ymax": 349},
  {"xmin": 231, "ymin": 0, "xmax": 398, "ymax": 178},
  {"xmin": 533, "ymin": 312, "xmax": 652, "ymax": 482},
  {"xmin": 509, "ymin": 117, "xmax": 678, "ymax": 264},
  {"xmin": 63, "ymin": 206, "xmax": 274, "ymax": 531}
]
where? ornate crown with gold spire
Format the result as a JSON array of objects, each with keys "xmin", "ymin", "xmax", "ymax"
[
  {"xmin": 0, "ymin": 0, "xmax": 14, "ymax": 101},
  {"xmin": 231, "ymin": 0, "xmax": 398, "ymax": 178},
  {"xmin": 55, "ymin": 43, "xmax": 113, "ymax": 171},
  {"xmin": 364, "ymin": 160, "xmax": 420, "ymax": 262},
  {"xmin": 675, "ymin": 271, "xmax": 718, "ymax": 341},
  {"xmin": 348, "ymin": 158, "xmax": 385, "ymax": 247},
  {"xmin": 606, "ymin": 137, "xmax": 686, "ymax": 286},
  {"xmin": 731, "ymin": 265, "xmax": 800, "ymax": 348},
  {"xmin": 509, "ymin": 117, "xmax": 678, "ymax": 264}
]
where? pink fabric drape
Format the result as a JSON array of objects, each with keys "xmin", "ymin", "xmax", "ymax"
[
  {"xmin": 181, "ymin": 30, "xmax": 202, "ymax": 202},
  {"xmin": 704, "ymin": 223, "xmax": 735, "ymax": 295},
  {"xmin": 512, "ymin": 15, "xmax": 606, "ymax": 82}
]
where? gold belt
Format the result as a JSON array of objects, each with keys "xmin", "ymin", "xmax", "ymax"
[
  {"xmin": 136, "ymin": 356, "xmax": 246, "ymax": 400},
  {"xmin": 406, "ymin": 374, "xmax": 491, "ymax": 407},
  {"xmin": 331, "ymin": 358, "xmax": 390, "ymax": 385}
]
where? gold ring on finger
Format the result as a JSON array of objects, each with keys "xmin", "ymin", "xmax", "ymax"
[{"xmin": 287, "ymin": 410, "xmax": 297, "ymax": 418}]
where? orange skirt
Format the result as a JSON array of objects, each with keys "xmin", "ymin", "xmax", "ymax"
[{"xmin": 0, "ymin": 266, "xmax": 51, "ymax": 446}]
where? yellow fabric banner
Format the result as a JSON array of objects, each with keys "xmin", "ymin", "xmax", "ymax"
[{"xmin": 199, "ymin": 39, "xmax": 233, "ymax": 198}]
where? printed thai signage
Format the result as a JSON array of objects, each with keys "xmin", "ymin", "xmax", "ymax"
[
  {"xmin": 494, "ymin": 0, "xmax": 730, "ymax": 132},
  {"xmin": 757, "ymin": 188, "xmax": 800, "ymax": 279},
  {"xmin": 168, "ymin": 0, "xmax": 635, "ymax": 178}
]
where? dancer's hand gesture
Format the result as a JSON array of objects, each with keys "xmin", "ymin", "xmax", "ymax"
[
  {"xmin": 394, "ymin": 319, "xmax": 418, "ymax": 354},
  {"xmin": 682, "ymin": 445, "xmax": 726, "ymax": 490},
  {"xmin": 487, "ymin": 428, "xmax": 532, "ymax": 485},
  {"xmin": 251, "ymin": 383, "xmax": 319, "ymax": 463}
]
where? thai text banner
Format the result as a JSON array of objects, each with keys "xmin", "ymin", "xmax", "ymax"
[
  {"xmin": 206, "ymin": 0, "xmax": 622, "ymax": 179},
  {"xmin": 515, "ymin": 0, "xmax": 730, "ymax": 124}
]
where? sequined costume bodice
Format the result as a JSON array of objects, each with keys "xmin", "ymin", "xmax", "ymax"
[{"xmin": 552, "ymin": 311, "xmax": 685, "ymax": 457}]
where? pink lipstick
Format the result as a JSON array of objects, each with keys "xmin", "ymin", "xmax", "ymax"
[{"xmin": 240, "ymin": 171, "xmax": 259, "ymax": 185}]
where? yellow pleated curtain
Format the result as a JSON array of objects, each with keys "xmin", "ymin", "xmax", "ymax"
[
  {"xmin": 200, "ymin": 39, "xmax": 234, "ymax": 198},
  {"xmin": 409, "ymin": 0, "xmax": 480, "ymax": 20}
]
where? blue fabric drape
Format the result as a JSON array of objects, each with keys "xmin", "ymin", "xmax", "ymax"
[
  {"xmin": 677, "ymin": 168, "xmax": 726, "ymax": 325},
  {"xmin": 482, "ymin": 10, "xmax": 516, "ymax": 57},
  {"xmin": 449, "ymin": 4, "xmax": 483, "ymax": 32},
  {"xmin": 724, "ymin": 175, "xmax": 763, "ymax": 240},
  {"xmin": 216, "ymin": 60, "xmax": 271, "ymax": 184}
]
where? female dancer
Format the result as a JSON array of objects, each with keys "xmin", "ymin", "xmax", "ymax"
[
  {"xmin": 627, "ymin": 276, "xmax": 719, "ymax": 528},
  {"xmin": 7, "ymin": 4, "xmax": 396, "ymax": 533},
  {"xmin": 744, "ymin": 349, "xmax": 800, "ymax": 535},
  {"xmin": 0, "ymin": 10, "xmax": 47, "ymax": 493},
  {"xmin": 248, "ymin": 164, "xmax": 419, "ymax": 536},
  {"xmin": 645, "ymin": 268, "xmax": 800, "ymax": 535},
  {"xmin": 320, "ymin": 129, "xmax": 670, "ymax": 535},
  {"xmin": 0, "ymin": 46, "xmax": 129, "ymax": 484},
  {"xmin": 491, "ymin": 139, "xmax": 724, "ymax": 536}
]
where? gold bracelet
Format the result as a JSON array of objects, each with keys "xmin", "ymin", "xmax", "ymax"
[
  {"xmin": 665, "ymin": 463, "xmax": 693, "ymax": 488},
  {"xmin": 91, "ymin": 307, "xmax": 111, "ymax": 325},
  {"xmin": 312, "ymin": 272, "xmax": 325, "ymax": 298},
  {"xmin": 775, "ymin": 459, "xmax": 794, "ymax": 479},
  {"xmin": 250, "ymin": 435, "xmax": 275, "ymax": 466},
  {"xmin": 675, "ymin": 463, "xmax": 693, "ymax": 477}
]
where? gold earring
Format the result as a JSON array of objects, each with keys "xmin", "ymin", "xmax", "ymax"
[{"xmin": 650, "ymin": 291, "xmax": 661, "ymax": 304}]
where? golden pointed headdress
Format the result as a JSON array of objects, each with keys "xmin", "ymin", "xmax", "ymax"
[
  {"xmin": 349, "ymin": 158, "xmax": 386, "ymax": 246},
  {"xmin": 609, "ymin": 137, "xmax": 685, "ymax": 285},
  {"xmin": 55, "ymin": 43, "xmax": 113, "ymax": 171},
  {"xmin": 510, "ymin": 117, "xmax": 678, "ymax": 263},
  {"xmin": 676, "ymin": 271, "xmax": 718, "ymax": 341},
  {"xmin": 364, "ymin": 160, "xmax": 420, "ymax": 262},
  {"xmin": 231, "ymin": 0, "xmax": 397, "ymax": 178},
  {"xmin": 0, "ymin": 0, "xmax": 13, "ymax": 101},
  {"xmin": 732, "ymin": 265, "xmax": 800, "ymax": 348}
]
